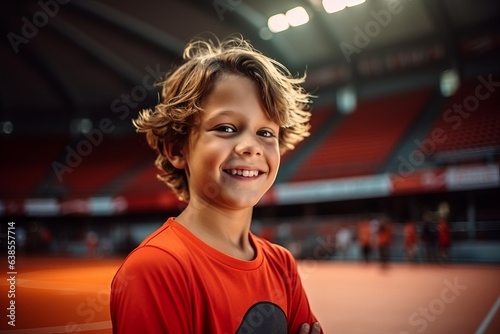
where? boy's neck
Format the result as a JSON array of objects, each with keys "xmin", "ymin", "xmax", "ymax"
[{"xmin": 175, "ymin": 200, "xmax": 255, "ymax": 260}]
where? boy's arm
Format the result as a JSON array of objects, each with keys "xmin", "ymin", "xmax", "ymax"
[
  {"xmin": 110, "ymin": 246, "xmax": 191, "ymax": 333},
  {"xmin": 285, "ymin": 251, "xmax": 324, "ymax": 334}
]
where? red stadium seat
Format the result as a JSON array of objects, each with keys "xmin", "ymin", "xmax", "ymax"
[{"xmin": 291, "ymin": 88, "xmax": 433, "ymax": 181}]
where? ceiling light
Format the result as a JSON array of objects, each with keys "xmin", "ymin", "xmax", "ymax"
[
  {"xmin": 70, "ymin": 118, "xmax": 93, "ymax": 135},
  {"xmin": 286, "ymin": 6, "xmax": 309, "ymax": 27},
  {"xmin": 0, "ymin": 121, "xmax": 13, "ymax": 134},
  {"xmin": 268, "ymin": 13, "xmax": 289, "ymax": 33},
  {"xmin": 440, "ymin": 69, "xmax": 460, "ymax": 97},
  {"xmin": 337, "ymin": 85, "xmax": 357, "ymax": 114},
  {"xmin": 346, "ymin": 0, "xmax": 366, "ymax": 7},
  {"xmin": 322, "ymin": 0, "xmax": 346, "ymax": 14}
]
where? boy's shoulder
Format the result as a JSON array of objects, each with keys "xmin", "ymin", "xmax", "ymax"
[
  {"xmin": 134, "ymin": 218, "xmax": 191, "ymax": 257},
  {"xmin": 252, "ymin": 234, "xmax": 297, "ymax": 267},
  {"xmin": 116, "ymin": 219, "xmax": 192, "ymax": 272}
]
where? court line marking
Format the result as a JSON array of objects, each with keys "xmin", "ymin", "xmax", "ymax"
[
  {"xmin": 475, "ymin": 294, "xmax": 500, "ymax": 334},
  {"xmin": 1, "ymin": 320, "xmax": 112, "ymax": 333}
]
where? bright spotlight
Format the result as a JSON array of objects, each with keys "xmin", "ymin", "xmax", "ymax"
[
  {"xmin": 346, "ymin": 0, "xmax": 366, "ymax": 7},
  {"xmin": 286, "ymin": 6, "xmax": 309, "ymax": 27},
  {"xmin": 268, "ymin": 13, "xmax": 289, "ymax": 33},
  {"xmin": 322, "ymin": 0, "xmax": 346, "ymax": 14}
]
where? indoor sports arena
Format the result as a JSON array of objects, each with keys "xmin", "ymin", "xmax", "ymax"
[{"xmin": 1, "ymin": 0, "xmax": 499, "ymax": 333}]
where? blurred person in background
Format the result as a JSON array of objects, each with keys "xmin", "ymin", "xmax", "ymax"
[
  {"xmin": 421, "ymin": 211, "xmax": 437, "ymax": 262},
  {"xmin": 377, "ymin": 219, "xmax": 392, "ymax": 267},
  {"xmin": 85, "ymin": 230, "xmax": 99, "ymax": 257},
  {"xmin": 335, "ymin": 225, "xmax": 352, "ymax": 261},
  {"xmin": 358, "ymin": 218, "xmax": 372, "ymax": 262},
  {"xmin": 403, "ymin": 220, "xmax": 418, "ymax": 263},
  {"xmin": 437, "ymin": 202, "xmax": 452, "ymax": 262}
]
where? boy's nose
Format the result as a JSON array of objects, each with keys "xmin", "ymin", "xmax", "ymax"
[{"xmin": 235, "ymin": 133, "xmax": 262, "ymax": 156}]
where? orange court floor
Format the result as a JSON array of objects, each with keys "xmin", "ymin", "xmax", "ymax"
[{"xmin": 1, "ymin": 256, "xmax": 499, "ymax": 334}]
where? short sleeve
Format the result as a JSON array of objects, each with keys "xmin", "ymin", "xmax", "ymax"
[
  {"xmin": 110, "ymin": 246, "xmax": 192, "ymax": 333},
  {"xmin": 281, "ymin": 248, "xmax": 323, "ymax": 334}
]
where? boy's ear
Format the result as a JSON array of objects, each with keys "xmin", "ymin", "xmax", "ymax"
[{"xmin": 163, "ymin": 141, "xmax": 186, "ymax": 169}]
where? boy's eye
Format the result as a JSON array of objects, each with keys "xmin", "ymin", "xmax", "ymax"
[
  {"xmin": 215, "ymin": 125, "xmax": 236, "ymax": 133},
  {"xmin": 258, "ymin": 129, "xmax": 275, "ymax": 138}
]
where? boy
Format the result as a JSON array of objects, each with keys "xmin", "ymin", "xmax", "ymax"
[{"xmin": 110, "ymin": 35, "xmax": 323, "ymax": 334}]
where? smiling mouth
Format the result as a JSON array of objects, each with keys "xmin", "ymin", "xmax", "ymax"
[{"xmin": 223, "ymin": 169, "xmax": 261, "ymax": 177}]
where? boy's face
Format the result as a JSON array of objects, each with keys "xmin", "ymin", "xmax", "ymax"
[{"xmin": 183, "ymin": 74, "xmax": 280, "ymax": 210}]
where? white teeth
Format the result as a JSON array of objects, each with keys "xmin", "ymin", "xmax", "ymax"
[{"xmin": 228, "ymin": 169, "xmax": 259, "ymax": 177}]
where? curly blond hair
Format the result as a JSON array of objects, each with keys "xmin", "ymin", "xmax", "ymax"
[{"xmin": 133, "ymin": 35, "xmax": 312, "ymax": 202}]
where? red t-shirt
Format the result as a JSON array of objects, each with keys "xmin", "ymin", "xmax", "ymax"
[{"xmin": 110, "ymin": 218, "xmax": 320, "ymax": 333}]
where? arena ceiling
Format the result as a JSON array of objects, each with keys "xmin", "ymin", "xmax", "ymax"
[{"xmin": 1, "ymin": 0, "xmax": 500, "ymax": 135}]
